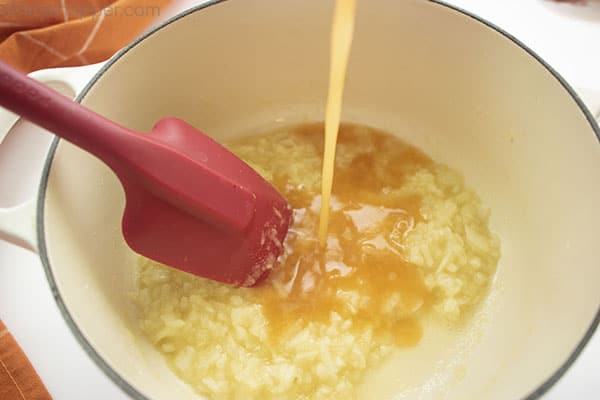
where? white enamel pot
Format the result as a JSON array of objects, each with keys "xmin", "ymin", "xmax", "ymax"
[{"xmin": 0, "ymin": 1, "xmax": 599, "ymax": 399}]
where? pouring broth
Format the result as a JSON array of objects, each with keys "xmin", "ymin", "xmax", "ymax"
[{"xmin": 135, "ymin": 1, "xmax": 499, "ymax": 398}]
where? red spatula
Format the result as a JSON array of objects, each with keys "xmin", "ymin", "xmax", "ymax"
[{"xmin": 0, "ymin": 61, "xmax": 292, "ymax": 287}]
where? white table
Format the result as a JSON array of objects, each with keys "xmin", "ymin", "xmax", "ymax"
[{"xmin": 1, "ymin": 1, "xmax": 598, "ymax": 399}]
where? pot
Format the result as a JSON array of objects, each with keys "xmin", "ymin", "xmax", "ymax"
[{"xmin": 1, "ymin": 0, "xmax": 599, "ymax": 399}]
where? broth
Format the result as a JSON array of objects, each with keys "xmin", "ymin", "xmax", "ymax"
[
  {"xmin": 319, "ymin": 0, "xmax": 357, "ymax": 244},
  {"xmin": 255, "ymin": 123, "xmax": 432, "ymax": 347}
]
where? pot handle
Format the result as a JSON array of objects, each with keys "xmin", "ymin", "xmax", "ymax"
[{"xmin": 0, "ymin": 61, "xmax": 106, "ymax": 253}]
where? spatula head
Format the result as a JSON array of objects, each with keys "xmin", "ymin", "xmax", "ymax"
[{"xmin": 118, "ymin": 118, "xmax": 292, "ymax": 286}]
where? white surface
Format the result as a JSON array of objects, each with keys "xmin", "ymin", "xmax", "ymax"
[{"xmin": 0, "ymin": 0, "xmax": 598, "ymax": 399}]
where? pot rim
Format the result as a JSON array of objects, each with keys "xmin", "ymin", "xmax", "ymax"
[{"xmin": 36, "ymin": 1, "xmax": 600, "ymax": 399}]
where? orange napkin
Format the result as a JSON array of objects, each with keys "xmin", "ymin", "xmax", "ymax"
[
  {"xmin": 0, "ymin": 2, "xmax": 170, "ymax": 398},
  {"xmin": 0, "ymin": 320, "xmax": 51, "ymax": 400},
  {"xmin": 0, "ymin": 0, "xmax": 172, "ymax": 73}
]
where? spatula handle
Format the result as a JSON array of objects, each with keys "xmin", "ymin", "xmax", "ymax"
[{"xmin": 0, "ymin": 60, "xmax": 133, "ymax": 164}]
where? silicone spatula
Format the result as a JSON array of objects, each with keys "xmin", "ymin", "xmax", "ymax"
[{"xmin": 0, "ymin": 60, "xmax": 292, "ymax": 287}]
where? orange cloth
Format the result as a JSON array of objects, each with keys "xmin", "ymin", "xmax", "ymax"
[
  {"xmin": 0, "ymin": 0, "xmax": 172, "ymax": 73},
  {"xmin": 0, "ymin": 320, "xmax": 51, "ymax": 400}
]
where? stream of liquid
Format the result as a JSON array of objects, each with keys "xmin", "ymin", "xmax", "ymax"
[{"xmin": 318, "ymin": 0, "xmax": 357, "ymax": 246}]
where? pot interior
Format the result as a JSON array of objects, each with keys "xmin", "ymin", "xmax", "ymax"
[{"xmin": 42, "ymin": 0, "xmax": 600, "ymax": 399}]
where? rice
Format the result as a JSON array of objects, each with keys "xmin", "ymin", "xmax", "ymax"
[
  {"xmin": 399, "ymin": 166, "xmax": 500, "ymax": 320},
  {"xmin": 137, "ymin": 263, "xmax": 386, "ymax": 399},
  {"xmin": 135, "ymin": 123, "xmax": 500, "ymax": 399}
]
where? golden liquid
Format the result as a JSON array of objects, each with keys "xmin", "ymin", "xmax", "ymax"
[
  {"xmin": 249, "ymin": 123, "xmax": 433, "ymax": 347},
  {"xmin": 319, "ymin": 0, "xmax": 357, "ymax": 245},
  {"xmin": 310, "ymin": 1, "xmax": 428, "ymax": 345}
]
